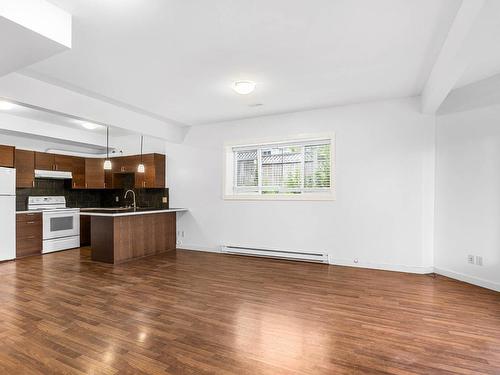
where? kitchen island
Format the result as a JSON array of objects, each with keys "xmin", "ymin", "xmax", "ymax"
[{"xmin": 80, "ymin": 208, "xmax": 187, "ymax": 264}]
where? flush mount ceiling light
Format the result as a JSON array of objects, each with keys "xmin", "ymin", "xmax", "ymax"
[
  {"xmin": 0, "ymin": 100, "xmax": 15, "ymax": 110},
  {"xmin": 233, "ymin": 80, "xmax": 256, "ymax": 95},
  {"xmin": 80, "ymin": 121, "xmax": 101, "ymax": 130}
]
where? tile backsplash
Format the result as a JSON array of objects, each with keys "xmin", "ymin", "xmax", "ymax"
[{"xmin": 16, "ymin": 178, "xmax": 169, "ymax": 211}]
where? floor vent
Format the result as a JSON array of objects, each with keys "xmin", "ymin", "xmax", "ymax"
[{"xmin": 221, "ymin": 245, "xmax": 328, "ymax": 263}]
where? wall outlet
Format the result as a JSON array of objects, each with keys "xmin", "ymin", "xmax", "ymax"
[
  {"xmin": 475, "ymin": 256, "xmax": 483, "ymax": 266},
  {"xmin": 115, "ymin": 196, "xmax": 119, "ymax": 202},
  {"xmin": 181, "ymin": 230, "xmax": 185, "ymax": 238},
  {"xmin": 467, "ymin": 254, "xmax": 475, "ymax": 264},
  {"xmin": 162, "ymin": 196, "xmax": 168, "ymax": 203}
]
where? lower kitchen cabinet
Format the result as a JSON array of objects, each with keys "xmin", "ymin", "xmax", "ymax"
[
  {"xmin": 16, "ymin": 213, "xmax": 42, "ymax": 258},
  {"xmin": 80, "ymin": 215, "xmax": 91, "ymax": 246}
]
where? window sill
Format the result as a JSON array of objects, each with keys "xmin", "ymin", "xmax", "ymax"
[{"xmin": 223, "ymin": 193, "xmax": 336, "ymax": 201}]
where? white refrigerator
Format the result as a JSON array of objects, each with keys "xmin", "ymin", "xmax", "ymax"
[{"xmin": 0, "ymin": 167, "xmax": 15, "ymax": 261}]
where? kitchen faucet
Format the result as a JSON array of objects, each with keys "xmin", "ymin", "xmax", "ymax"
[{"xmin": 124, "ymin": 189, "xmax": 136, "ymax": 211}]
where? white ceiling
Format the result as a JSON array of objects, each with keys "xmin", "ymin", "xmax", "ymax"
[
  {"xmin": 0, "ymin": 101, "xmax": 132, "ymax": 136},
  {"xmin": 455, "ymin": 0, "xmax": 500, "ymax": 88},
  {"xmin": 24, "ymin": 0, "xmax": 464, "ymax": 125}
]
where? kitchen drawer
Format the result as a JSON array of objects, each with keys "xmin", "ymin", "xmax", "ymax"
[
  {"xmin": 16, "ymin": 212, "xmax": 42, "ymax": 223},
  {"xmin": 16, "ymin": 220, "xmax": 42, "ymax": 239},
  {"xmin": 16, "ymin": 237, "xmax": 42, "ymax": 258}
]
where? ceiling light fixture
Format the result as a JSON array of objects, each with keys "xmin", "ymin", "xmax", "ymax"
[
  {"xmin": 81, "ymin": 121, "xmax": 101, "ymax": 130},
  {"xmin": 137, "ymin": 135, "xmax": 145, "ymax": 173},
  {"xmin": 103, "ymin": 126, "xmax": 112, "ymax": 170},
  {"xmin": 233, "ymin": 80, "xmax": 256, "ymax": 95},
  {"xmin": 0, "ymin": 100, "xmax": 15, "ymax": 110}
]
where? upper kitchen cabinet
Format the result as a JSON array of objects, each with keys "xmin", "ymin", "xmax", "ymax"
[
  {"xmin": 72, "ymin": 157, "xmax": 86, "ymax": 189},
  {"xmin": 34, "ymin": 152, "xmax": 55, "ymax": 170},
  {"xmin": 54, "ymin": 155, "xmax": 75, "ymax": 172},
  {"xmin": 0, "ymin": 145, "xmax": 15, "ymax": 168},
  {"xmin": 84, "ymin": 158, "xmax": 106, "ymax": 189},
  {"xmin": 135, "ymin": 153, "xmax": 166, "ymax": 188},
  {"xmin": 35, "ymin": 152, "xmax": 75, "ymax": 172},
  {"xmin": 15, "ymin": 149, "xmax": 35, "ymax": 188},
  {"xmin": 113, "ymin": 155, "xmax": 140, "ymax": 174}
]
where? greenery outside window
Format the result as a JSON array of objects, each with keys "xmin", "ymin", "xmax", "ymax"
[{"xmin": 224, "ymin": 134, "xmax": 335, "ymax": 200}]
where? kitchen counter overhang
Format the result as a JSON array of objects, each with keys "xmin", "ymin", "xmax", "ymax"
[
  {"xmin": 83, "ymin": 208, "xmax": 187, "ymax": 264},
  {"xmin": 80, "ymin": 207, "xmax": 187, "ymax": 217}
]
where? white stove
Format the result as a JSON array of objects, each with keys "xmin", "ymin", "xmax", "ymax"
[{"xmin": 28, "ymin": 196, "xmax": 80, "ymax": 253}]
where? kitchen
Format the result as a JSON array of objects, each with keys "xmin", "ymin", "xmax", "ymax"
[
  {"xmin": 0, "ymin": 125, "xmax": 186, "ymax": 265},
  {"xmin": 1, "ymin": 1, "xmax": 500, "ymax": 374}
]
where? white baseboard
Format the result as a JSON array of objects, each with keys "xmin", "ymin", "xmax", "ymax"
[
  {"xmin": 176, "ymin": 244, "xmax": 221, "ymax": 253},
  {"xmin": 328, "ymin": 257, "xmax": 434, "ymax": 274},
  {"xmin": 173, "ymin": 247, "xmax": 499, "ymax": 292},
  {"xmin": 434, "ymin": 267, "xmax": 500, "ymax": 292}
]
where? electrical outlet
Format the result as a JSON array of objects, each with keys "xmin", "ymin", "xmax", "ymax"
[
  {"xmin": 476, "ymin": 256, "xmax": 483, "ymax": 266},
  {"xmin": 181, "ymin": 230, "xmax": 185, "ymax": 238},
  {"xmin": 162, "ymin": 196, "xmax": 168, "ymax": 203},
  {"xmin": 115, "ymin": 196, "xmax": 119, "ymax": 202},
  {"xmin": 467, "ymin": 255, "xmax": 475, "ymax": 264}
]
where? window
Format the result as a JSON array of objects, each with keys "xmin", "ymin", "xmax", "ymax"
[{"xmin": 224, "ymin": 134, "xmax": 335, "ymax": 200}]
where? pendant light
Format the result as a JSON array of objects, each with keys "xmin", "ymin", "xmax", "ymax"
[
  {"xmin": 103, "ymin": 126, "xmax": 112, "ymax": 170},
  {"xmin": 137, "ymin": 134, "xmax": 145, "ymax": 173}
]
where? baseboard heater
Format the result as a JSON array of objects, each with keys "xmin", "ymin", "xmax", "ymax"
[{"xmin": 221, "ymin": 245, "xmax": 328, "ymax": 263}]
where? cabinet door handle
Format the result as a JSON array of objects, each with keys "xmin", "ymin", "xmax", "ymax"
[
  {"xmin": 32, "ymin": 180, "xmax": 35, "ymax": 187},
  {"xmin": 26, "ymin": 221, "xmax": 35, "ymax": 224}
]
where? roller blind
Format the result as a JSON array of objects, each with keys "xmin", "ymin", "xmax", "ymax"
[{"xmin": 233, "ymin": 139, "xmax": 332, "ymax": 195}]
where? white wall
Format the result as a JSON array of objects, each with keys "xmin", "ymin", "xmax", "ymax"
[
  {"xmin": 167, "ymin": 97, "xmax": 436, "ymax": 273},
  {"xmin": 434, "ymin": 105, "xmax": 500, "ymax": 291}
]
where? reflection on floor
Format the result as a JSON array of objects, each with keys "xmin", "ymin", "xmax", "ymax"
[{"xmin": 0, "ymin": 248, "xmax": 498, "ymax": 374}]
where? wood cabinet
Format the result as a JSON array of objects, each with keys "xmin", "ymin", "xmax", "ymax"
[
  {"xmin": 90, "ymin": 212, "xmax": 176, "ymax": 264},
  {"xmin": 84, "ymin": 158, "xmax": 106, "ymax": 189},
  {"xmin": 113, "ymin": 155, "xmax": 140, "ymax": 174},
  {"xmin": 8, "ymin": 142, "xmax": 166, "ymax": 190},
  {"xmin": 135, "ymin": 153, "xmax": 165, "ymax": 188},
  {"xmin": 80, "ymin": 215, "xmax": 91, "ymax": 246},
  {"xmin": 15, "ymin": 149, "xmax": 35, "ymax": 188},
  {"xmin": 108, "ymin": 154, "xmax": 165, "ymax": 189},
  {"xmin": 16, "ymin": 213, "xmax": 42, "ymax": 258},
  {"xmin": 54, "ymin": 155, "xmax": 74, "ymax": 172},
  {"xmin": 71, "ymin": 157, "xmax": 86, "ymax": 189},
  {"xmin": 35, "ymin": 152, "xmax": 76, "ymax": 172},
  {"xmin": 0, "ymin": 145, "xmax": 15, "ymax": 167},
  {"xmin": 35, "ymin": 152, "xmax": 55, "ymax": 170}
]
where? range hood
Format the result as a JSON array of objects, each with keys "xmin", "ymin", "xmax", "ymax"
[{"xmin": 35, "ymin": 169, "xmax": 73, "ymax": 179}]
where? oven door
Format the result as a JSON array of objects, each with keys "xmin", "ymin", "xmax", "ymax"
[{"xmin": 43, "ymin": 210, "xmax": 80, "ymax": 240}]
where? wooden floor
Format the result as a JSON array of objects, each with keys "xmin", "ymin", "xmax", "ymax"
[{"xmin": 0, "ymin": 249, "xmax": 498, "ymax": 375}]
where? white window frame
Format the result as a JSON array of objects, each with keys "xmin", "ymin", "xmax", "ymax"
[{"xmin": 223, "ymin": 133, "xmax": 336, "ymax": 201}]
